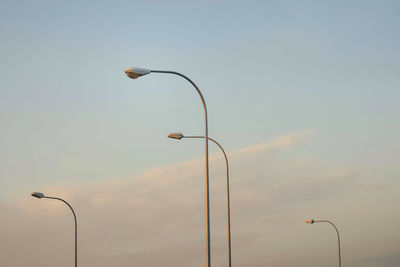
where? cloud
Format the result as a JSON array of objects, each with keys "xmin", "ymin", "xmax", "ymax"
[
  {"xmin": 233, "ymin": 130, "xmax": 313, "ymax": 155},
  {"xmin": 137, "ymin": 130, "xmax": 313, "ymax": 187},
  {"xmin": 1, "ymin": 130, "xmax": 399, "ymax": 267}
]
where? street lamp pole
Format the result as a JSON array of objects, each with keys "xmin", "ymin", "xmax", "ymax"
[
  {"xmin": 168, "ymin": 133, "xmax": 232, "ymax": 267},
  {"xmin": 305, "ymin": 219, "xmax": 341, "ymax": 267},
  {"xmin": 31, "ymin": 192, "xmax": 77, "ymax": 267},
  {"xmin": 124, "ymin": 67, "xmax": 211, "ymax": 267}
]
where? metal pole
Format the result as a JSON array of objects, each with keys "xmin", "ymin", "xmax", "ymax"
[
  {"xmin": 45, "ymin": 196, "xmax": 77, "ymax": 267},
  {"xmin": 184, "ymin": 136, "xmax": 232, "ymax": 267},
  {"xmin": 151, "ymin": 70, "xmax": 211, "ymax": 267},
  {"xmin": 314, "ymin": 220, "xmax": 341, "ymax": 267}
]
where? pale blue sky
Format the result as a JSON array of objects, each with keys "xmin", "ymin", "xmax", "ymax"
[
  {"xmin": 0, "ymin": 1, "xmax": 399, "ymax": 266},
  {"xmin": 1, "ymin": 0, "xmax": 399, "ymax": 192}
]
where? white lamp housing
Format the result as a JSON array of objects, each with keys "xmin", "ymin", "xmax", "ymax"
[{"xmin": 124, "ymin": 67, "xmax": 151, "ymax": 79}]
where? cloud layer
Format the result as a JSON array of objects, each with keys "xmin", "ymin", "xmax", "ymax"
[{"xmin": 1, "ymin": 131, "xmax": 399, "ymax": 267}]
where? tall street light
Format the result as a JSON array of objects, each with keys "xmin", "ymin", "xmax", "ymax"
[
  {"xmin": 31, "ymin": 192, "xmax": 78, "ymax": 267},
  {"xmin": 168, "ymin": 132, "xmax": 232, "ymax": 267},
  {"xmin": 124, "ymin": 67, "xmax": 212, "ymax": 267},
  {"xmin": 305, "ymin": 219, "xmax": 341, "ymax": 267}
]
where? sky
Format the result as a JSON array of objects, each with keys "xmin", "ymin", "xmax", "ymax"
[{"xmin": 0, "ymin": 0, "xmax": 399, "ymax": 266}]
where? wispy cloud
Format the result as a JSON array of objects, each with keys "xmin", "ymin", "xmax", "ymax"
[
  {"xmin": 0, "ymin": 130, "xmax": 398, "ymax": 267},
  {"xmin": 137, "ymin": 130, "xmax": 313, "ymax": 187},
  {"xmin": 233, "ymin": 130, "xmax": 313, "ymax": 155}
]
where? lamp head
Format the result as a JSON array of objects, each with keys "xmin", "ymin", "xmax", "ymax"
[
  {"xmin": 305, "ymin": 219, "xmax": 315, "ymax": 224},
  {"xmin": 168, "ymin": 132, "xmax": 184, "ymax": 140},
  {"xmin": 31, "ymin": 192, "xmax": 45, "ymax": 199},
  {"xmin": 124, "ymin": 67, "xmax": 151, "ymax": 79}
]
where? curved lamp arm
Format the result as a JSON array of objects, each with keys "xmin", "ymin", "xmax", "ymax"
[
  {"xmin": 45, "ymin": 196, "xmax": 77, "ymax": 267},
  {"xmin": 32, "ymin": 193, "xmax": 77, "ymax": 267},
  {"xmin": 306, "ymin": 219, "xmax": 341, "ymax": 267},
  {"xmin": 178, "ymin": 135, "xmax": 231, "ymax": 267},
  {"xmin": 125, "ymin": 68, "xmax": 211, "ymax": 267}
]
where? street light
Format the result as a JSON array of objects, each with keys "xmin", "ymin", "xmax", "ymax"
[
  {"xmin": 305, "ymin": 219, "xmax": 342, "ymax": 267},
  {"xmin": 168, "ymin": 132, "xmax": 232, "ymax": 267},
  {"xmin": 125, "ymin": 67, "xmax": 212, "ymax": 267},
  {"xmin": 31, "ymin": 192, "xmax": 78, "ymax": 267}
]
